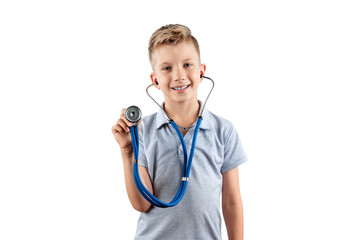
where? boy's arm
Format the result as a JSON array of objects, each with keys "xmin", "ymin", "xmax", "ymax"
[
  {"xmin": 121, "ymin": 148, "xmax": 153, "ymax": 213},
  {"xmin": 222, "ymin": 167, "xmax": 244, "ymax": 240},
  {"xmin": 112, "ymin": 108, "xmax": 153, "ymax": 212}
]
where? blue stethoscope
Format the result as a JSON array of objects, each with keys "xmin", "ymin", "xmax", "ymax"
[{"xmin": 125, "ymin": 75, "xmax": 214, "ymax": 208}]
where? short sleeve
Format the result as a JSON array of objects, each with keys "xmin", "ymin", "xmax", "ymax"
[
  {"xmin": 137, "ymin": 126, "xmax": 148, "ymax": 167},
  {"xmin": 221, "ymin": 124, "xmax": 248, "ymax": 173}
]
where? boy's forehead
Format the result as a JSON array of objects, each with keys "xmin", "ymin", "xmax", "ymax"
[{"xmin": 151, "ymin": 41, "xmax": 200, "ymax": 66}]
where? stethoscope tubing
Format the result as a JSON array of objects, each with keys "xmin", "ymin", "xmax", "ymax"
[
  {"xmin": 128, "ymin": 75, "xmax": 213, "ymax": 208},
  {"xmin": 130, "ymin": 117, "xmax": 202, "ymax": 208}
]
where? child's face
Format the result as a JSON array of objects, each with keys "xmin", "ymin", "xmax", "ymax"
[{"xmin": 150, "ymin": 40, "xmax": 206, "ymax": 105}]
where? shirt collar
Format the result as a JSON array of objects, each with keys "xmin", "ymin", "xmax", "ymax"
[{"xmin": 155, "ymin": 101, "xmax": 212, "ymax": 130}]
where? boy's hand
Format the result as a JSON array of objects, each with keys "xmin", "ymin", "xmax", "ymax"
[{"xmin": 112, "ymin": 108, "xmax": 142, "ymax": 154}]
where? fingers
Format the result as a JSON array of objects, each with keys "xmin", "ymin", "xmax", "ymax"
[
  {"xmin": 121, "ymin": 108, "xmax": 134, "ymax": 127},
  {"xmin": 111, "ymin": 124, "xmax": 121, "ymax": 134},
  {"xmin": 112, "ymin": 108, "xmax": 142, "ymax": 136},
  {"xmin": 112, "ymin": 108, "xmax": 136, "ymax": 134},
  {"xmin": 112, "ymin": 109, "xmax": 130, "ymax": 134},
  {"xmin": 120, "ymin": 108, "xmax": 141, "ymax": 129},
  {"xmin": 112, "ymin": 120, "xmax": 128, "ymax": 134},
  {"xmin": 118, "ymin": 118, "xmax": 131, "ymax": 133}
]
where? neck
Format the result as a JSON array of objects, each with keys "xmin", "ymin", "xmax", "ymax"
[{"xmin": 164, "ymin": 100, "xmax": 200, "ymax": 128}]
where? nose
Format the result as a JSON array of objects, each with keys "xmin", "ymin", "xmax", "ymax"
[{"xmin": 172, "ymin": 66, "xmax": 186, "ymax": 82}]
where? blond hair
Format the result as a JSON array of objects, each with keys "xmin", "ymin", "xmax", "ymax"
[{"xmin": 148, "ymin": 24, "xmax": 200, "ymax": 65}]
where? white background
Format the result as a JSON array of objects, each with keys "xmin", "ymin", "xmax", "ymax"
[{"xmin": 1, "ymin": 0, "xmax": 359, "ymax": 239}]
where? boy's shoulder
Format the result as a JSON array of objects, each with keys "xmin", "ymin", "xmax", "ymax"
[
  {"xmin": 205, "ymin": 109, "xmax": 234, "ymax": 128},
  {"xmin": 202, "ymin": 109, "xmax": 238, "ymax": 138}
]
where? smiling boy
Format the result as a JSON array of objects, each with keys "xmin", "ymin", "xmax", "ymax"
[
  {"xmin": 149, "ymin": 37, "xmax": 205, "ymax": 131},
  {"xmin": 112, "ymin": 24, "xmax": 248, "ymax": 239}
]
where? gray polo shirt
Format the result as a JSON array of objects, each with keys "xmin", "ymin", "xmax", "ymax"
[{"xmin": 134, "ymin": 107, "xmax": 247, "ymax": 240}]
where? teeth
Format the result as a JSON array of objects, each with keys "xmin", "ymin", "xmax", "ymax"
[{"xmin": 173, "ymin": 85, "xmax": 189, "ymax": 90}]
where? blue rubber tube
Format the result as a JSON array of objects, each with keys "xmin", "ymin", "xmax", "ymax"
[{"xmin": 129, "ymin": 117, "xmax": 203, "ymax": 208}]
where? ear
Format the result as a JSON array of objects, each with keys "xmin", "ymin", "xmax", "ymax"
[
  {"xmin": 200, "ymin": 64, "xmax": 206, "ymax": 83},
  {"xmin": 150, "ymin": 72, "xmax": 160, "ymax": 89}
]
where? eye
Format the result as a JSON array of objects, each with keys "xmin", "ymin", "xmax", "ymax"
[
  {"xmin": 162, "ymin": 66, "xmax": 171, "ymax": 71},
  {"xmin": 184, "ymin": 63, "xmax": 192, "ymax": 67}
]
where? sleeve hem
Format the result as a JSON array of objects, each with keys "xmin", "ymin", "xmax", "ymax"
[
  {"xmin": 138, "ymin": 159, "xmax": 148, "ymax": 168},
  {"xmin": 220, "ymin": 155, "xmax": 248, "ymax": 173}
]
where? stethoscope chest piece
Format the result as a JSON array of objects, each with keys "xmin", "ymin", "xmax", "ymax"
[{"xmin": 125, "ymin": 105, "xmax": 142, "ymax": 123}]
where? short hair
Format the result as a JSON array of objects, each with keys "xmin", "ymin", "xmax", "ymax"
[{"xmin": 148, "ymin": 24, "xmax": 200, "ymax": 65}]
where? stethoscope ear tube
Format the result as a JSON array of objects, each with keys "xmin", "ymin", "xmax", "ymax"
[
  {"xmin": 128, "ymin": 114, "xmax": 202, "ymax": 208},
  {"xmin": 146, "ymin": 75, "xmax": 214, "ymax": 120}
]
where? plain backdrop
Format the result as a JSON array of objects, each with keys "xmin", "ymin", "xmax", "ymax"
[{"xmin": 1, "ymin": 0, "xmax": 359, "ymax": 239}]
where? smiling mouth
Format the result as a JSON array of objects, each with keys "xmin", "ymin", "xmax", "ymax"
[{"xmin": 172, "ymin": 84, "xmax": 190, "ymax": 90}]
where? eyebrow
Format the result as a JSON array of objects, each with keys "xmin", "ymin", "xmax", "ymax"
[
  {"xmin": 159, "ymin": 62, "xmax": 170, "ymax": 66},
  {"xmin": 159, "ymin": 58, "xmax": 195, "ymax": 65},
  {"xmin": 183, "ymin": 58, "xmax": 195, "ymax": 62}
]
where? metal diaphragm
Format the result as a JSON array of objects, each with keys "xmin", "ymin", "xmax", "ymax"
[{"xmin": 125, "ymin": 105, "xmax": 142, "ymax": 123}]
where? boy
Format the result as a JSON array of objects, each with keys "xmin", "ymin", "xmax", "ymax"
[{"xmin": 112, "ymin": 24, "xmax": 247, "ymax": 240}]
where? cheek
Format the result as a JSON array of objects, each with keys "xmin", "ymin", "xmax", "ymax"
[
  {"xmin": 190, "ymin": 73, "xmax": 201, "ymax": 84},
  {"xmin": 190, "ymin": 68, "xmax": 201, "ymax": 79},
  {"xmin": 159, "ymin": 79, "xmax": 171, "ymax": 90}
]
